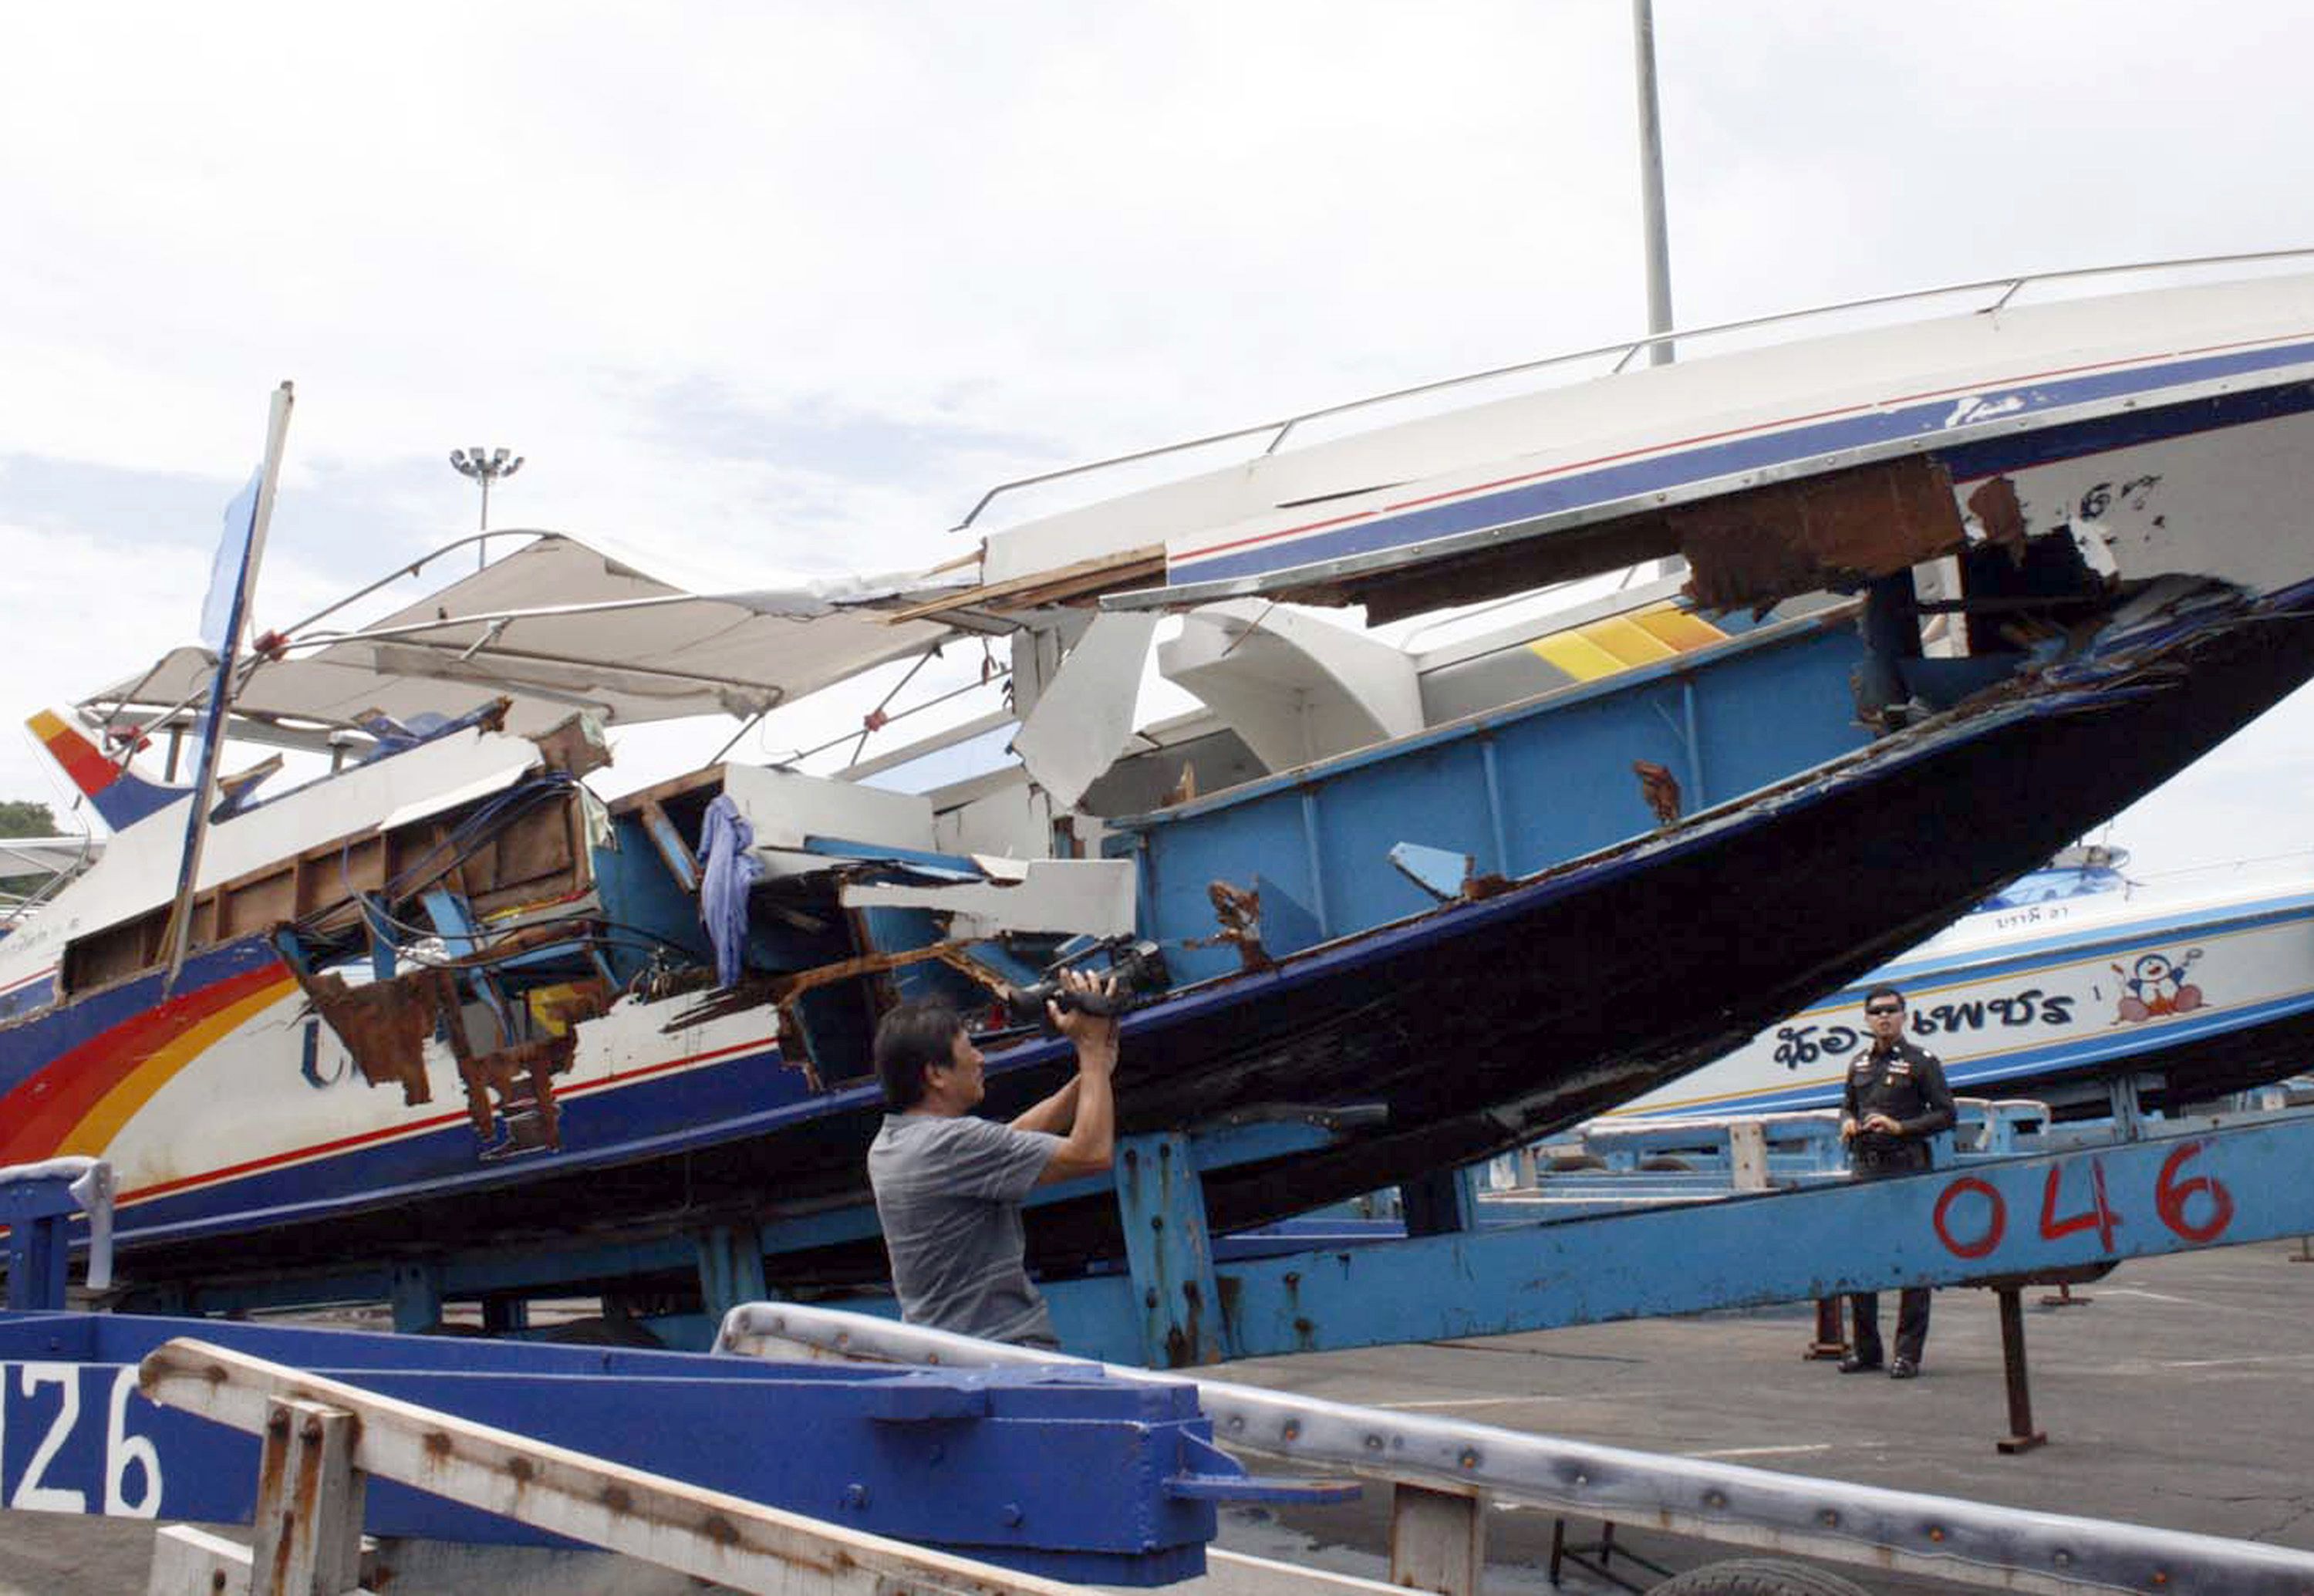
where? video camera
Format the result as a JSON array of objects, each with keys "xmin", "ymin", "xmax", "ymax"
[{"xmin": 1002, "ymin": 938, "xmax": 1171, "ymax": 1031}]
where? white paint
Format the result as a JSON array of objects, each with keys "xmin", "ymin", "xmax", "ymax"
[
  {"xmin": 1611, "ymin": 868, "xmax": 2314, "ymax": 1119},
  {"xmin": 841, "ymin": 858, "xmax": 1135, "ymax": 940},
  {"xmin": 86, "ymin": 981, "xmax": 783, "ymax": 1220},
  {"xmin": 983, "ymin": 272, "xmax": 2314, "ymax": 587},
  {"xmin": 1973, "ymin": 408, "xmax": 2314, "ymax": 594},
  {"xmin": 1162, "ymin": 602, "xmax": 1423, "ymax": 775},
  {"xmin": 718, "ymin": 761, "xmax": 934, "ymax": 855},
  {"xmin": 1008, "ymin": 612, "xmax": 1161, "ymax": 811},
  {"xmin": 0, "ymin": 724, "xmax": 547, "ymax": 995},
  {"xmin": 8, "ymin": 1365, "xmax": 89, "ymax": 1513},
  {"xmin": 103, "ymin": 1368, "xmax": 163, "ymax": 1518}
]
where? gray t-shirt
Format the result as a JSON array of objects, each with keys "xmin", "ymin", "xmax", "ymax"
[{"xmin": 867, "ymin": 1113, "xmax": 1063, "ymax": 1347}]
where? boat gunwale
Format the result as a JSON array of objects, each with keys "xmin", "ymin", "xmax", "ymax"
[{"xmin": 959, "ymin": 248, "xmax": 2314, "ymax": 532}]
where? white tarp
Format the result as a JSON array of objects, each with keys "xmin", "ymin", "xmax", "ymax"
[{"xmin": 85, "ymin": 532, "xmax": 970, "ymax": 734}]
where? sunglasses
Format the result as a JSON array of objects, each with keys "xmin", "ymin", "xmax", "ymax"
[{"xmin": 1865, "ymin": 1004, "xmax": 1904, "ymax": 1017}]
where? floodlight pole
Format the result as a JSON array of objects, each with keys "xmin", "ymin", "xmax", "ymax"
[
  {"xmin": 449, "ymin": 445, "xmax": 525, "ymax": 569},
  {"xmin": 1632, "ymin": 0, "xmax": 1675, "ymax": 366}
]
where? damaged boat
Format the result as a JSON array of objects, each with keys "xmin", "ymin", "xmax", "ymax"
[{"xmin": 8, "ymin": 256, "xmax": 2314, "ymax": 1301}]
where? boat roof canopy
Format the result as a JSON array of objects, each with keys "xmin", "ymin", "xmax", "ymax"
[{"xmin": 86, "ymin": 531, "xmax": 968, "ymax": 738}]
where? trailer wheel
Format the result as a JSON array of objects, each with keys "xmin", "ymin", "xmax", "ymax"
[{"xmin": 1648, "ymin": 1557, "xmax": 1875, "ymax": 1595}]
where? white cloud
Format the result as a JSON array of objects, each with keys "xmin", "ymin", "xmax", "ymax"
[{"xmin": 5, "ymin": 0, "xmax": 2314, "ymax": 876}]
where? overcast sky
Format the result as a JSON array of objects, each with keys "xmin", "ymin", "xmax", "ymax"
[{"xmin": 3, "ymin": 1, "xmax": 2311, "ymax": 880}]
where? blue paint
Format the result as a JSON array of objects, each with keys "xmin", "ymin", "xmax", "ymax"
[
  {"xmin": 0, "ymin": 1176, "xmax": 81, "ymax": 1310},
  {"xmin": 1118, "ymin": 618, "xmax": 1865, "ymax": 982},
  {"xmin": 1177, "ymin": 342, "xmax": 2314, "ymax": 586},
  {"xmin": 1032, "ymin": 1110, "xmax": 2314, "ymax": 1364},
  {"xmin": 0, "ymin": 1310, "xmax": 1233, "ymax": 1583},
  {"xmin": 1112, "ymin": 1132, "xmax": 1223, "ymax": 1367}
]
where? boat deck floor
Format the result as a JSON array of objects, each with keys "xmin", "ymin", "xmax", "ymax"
[{"xmin": 7, "ymin": 1240, "xmax": 2312, "ymax": 1594}]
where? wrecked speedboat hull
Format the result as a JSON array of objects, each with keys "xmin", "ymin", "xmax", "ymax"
[
  {"xmin": 10, "ymin": 262, "xmax": 2314, "ymax": 1302},
  {"xmin": 39, "ymin": 575, "xmax": 2314, "ymax": 1296}
]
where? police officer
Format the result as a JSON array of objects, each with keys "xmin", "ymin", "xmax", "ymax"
[{"xmin": 1838, "ymin": 984, "xmax": 1955, "ymax": 1379}]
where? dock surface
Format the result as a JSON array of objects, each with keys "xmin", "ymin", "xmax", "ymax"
[{"xmin": 8, "ymin": 1239, "xmax": 2312, "ymax": 1594}]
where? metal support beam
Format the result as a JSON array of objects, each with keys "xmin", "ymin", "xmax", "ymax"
[
  {"xmin": 389, "ymin": 1261, "xmax": 443, "ymax": 1334},
  {"xmin": 1164, "ymin": 1118, "xmax": 2314, "ymax": 1362},
  {"xmin": 1631, "ymin": 0, "xmax": 1676, "ymax": 366},
  {"xmin": 1388, "ymin": 1482, "xmax": 1486, "ymax": 1596},
  {"xmin": 1114, "ymin": 1132, "xmax": 1225, "ymax": 1367},
  {"xmin": 1806, "ymin": 1298, "xmax": 1847, "ymax": 1361},
  {"xmin": 1993, "ymin": 1287, "xmax": 2049, "ymax": 1456},
  {"xmin": 694, "ymin": 1223, "xmax": 770, "ymax": 1322},
  {"xmin": 1397, "ymin": 1166, "xmax": 1479, "ymax": 1238},
  {"xmin": 3, "ymin": 1193, "xmax": 66, "ymax": 1311},
  {"xmin": 0, "ymin": 1159, "xmax": 115, "ymax": 1309},
  {"xmin": 146, "ymin": 1526, "xmax": 257, "ymax": 1595}
]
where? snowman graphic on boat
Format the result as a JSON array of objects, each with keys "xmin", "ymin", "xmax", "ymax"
[{"xmin": 2112, "ymin": 950, "xmax": 2205, "ymax": 1023}]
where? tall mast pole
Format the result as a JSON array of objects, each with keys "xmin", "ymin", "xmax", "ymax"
[
  {"xmin": 162, "ymin": 381, "xmax": 295, "ymax": 993},
  {"xmin": 1632, "ymin": 0, "xmax": 1675, "ymax": 366}
]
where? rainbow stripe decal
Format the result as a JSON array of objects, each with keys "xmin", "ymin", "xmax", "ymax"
[
  {"xmin": 0, "ymin": 964, "xmax": 296, "ymax": 1166},
  {"xmin": 26, "ymin": 709, "xmax": 119, "ymax": 799}
]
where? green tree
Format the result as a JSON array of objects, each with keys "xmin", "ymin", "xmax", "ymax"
[
  {"xmin": 0, "ymin": 799, "xmax": 59, "ymax": 838},
  {"xmin": 0, "ymin": 798, "xmax": 62, "ymax": 899}
]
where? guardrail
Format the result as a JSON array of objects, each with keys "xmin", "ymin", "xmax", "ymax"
[
  {"xmin": 952, "ymin": 245, "xmax": 2314, "ymax": 532},
  {"xmin": 720, "ymin": 1303, "xmax": 2314, "ymax": 1596}
]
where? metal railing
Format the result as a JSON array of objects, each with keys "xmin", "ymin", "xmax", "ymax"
[
  {"xmin": 720, "ymin": 1303, "xmax": 2314, "ymax": 1596},
  {"xmin": 952, "ymin": 246, "xmax": 2314, "ymax": 533}
]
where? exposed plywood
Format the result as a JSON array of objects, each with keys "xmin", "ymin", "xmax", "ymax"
[
  {"xmin": 1317, "ymin": 456, "xmax": 1965, "ymax": 623},
  {"xmin": 884, "ymin": 543, "xmax": 1167, "ymax": 622},
  {"xmin": 59, "ymin": 788, "xmax": 592, "ymax": 1000},
  {"xmin": 1676, "ymin": 454, "xmax": 1968, "ymax": 612}
]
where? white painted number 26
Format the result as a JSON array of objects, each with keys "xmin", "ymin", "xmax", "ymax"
[{"xmin": 0, "ymin": 1365, "xmax": 163, "ymax": 1518}]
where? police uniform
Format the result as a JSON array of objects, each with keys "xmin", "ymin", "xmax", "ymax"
[{"xmin": 1841, "ymin": 1034, "xmax": 1956, "ymax": 1375}]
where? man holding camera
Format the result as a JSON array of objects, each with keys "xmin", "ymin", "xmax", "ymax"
[
  {"xmin": 1837, "ymin": 984, "xmax": 1956, "ymax": 1380},
  {"xmin": 865, "ymin": 969, "xmax": 1118, "ymax": 1348}
]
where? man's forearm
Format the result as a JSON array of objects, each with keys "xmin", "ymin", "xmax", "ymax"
[
  {"xmin": 1057, "ymin": 1053, "xmax": 1115, "ymax": 1169},
  {"xmin": 1010, "ymin": 1077, "xmax": 1080, "ymax": 1134}
]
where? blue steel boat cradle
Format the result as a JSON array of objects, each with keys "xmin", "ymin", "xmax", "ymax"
[{"xmin": 0, "ymin": 1307, "xmax": 1344, "ymax": 1584}]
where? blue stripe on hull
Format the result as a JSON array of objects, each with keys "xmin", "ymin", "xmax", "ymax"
[
  {"xmin": 1663, "ymin": 991, "xmax": 2314, "ymax": 1119},
  {"xmin": 1179, "ymin": 342, "xmax": 2314, "ymax": 586},
  {"xmin": 0, "ymin": 939, "xmax": 281, "ymax": 1100},
  {"xmin": 111, "ymin": 1044, "xmax": 876, "ymax": 1247}
]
